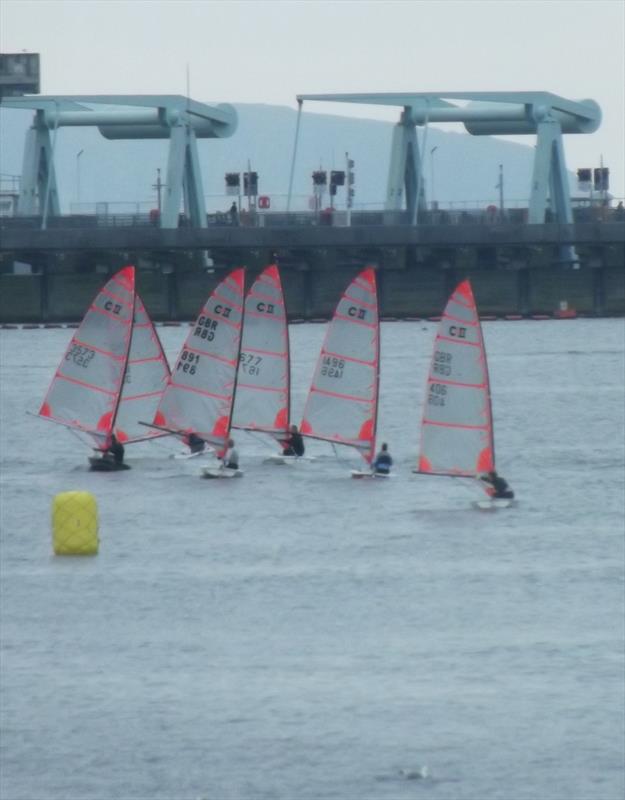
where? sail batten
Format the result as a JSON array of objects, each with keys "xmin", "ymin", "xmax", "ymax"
[
  {"xmin": 232, "ymin": 265, "xmax": 290, "ymax": 437},
  {"xmin": 416, "ymin": 279, "xmax": 495, "ymax": 477},
  {"xmin": 300, "ymin": 267, "xmax": 380, "ymax": 465}
]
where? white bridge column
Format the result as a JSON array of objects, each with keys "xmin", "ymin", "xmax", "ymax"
[
  {"xmin": 18, "ymin": 117, "xmax": 60, "ymax": 217},
  {"xmin": 529, "ymin": 115, "xmax": 573, "ymax": 225},
  {"xmin": 385, "ymin": 108, "xmax": 427, "ymax": 223},
  {"xmin": 162, "ymin": 124, "xmax": 207, "ymax": 229}
]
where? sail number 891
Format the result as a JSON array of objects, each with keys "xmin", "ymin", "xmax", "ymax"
[{"xmin": 177, "ymin": 350, "xmax": 200, "ymax": 375}]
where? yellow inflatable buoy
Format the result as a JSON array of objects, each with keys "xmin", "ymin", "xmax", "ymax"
[{"xmin": 52, "ymin": 491, "xmax": 99, "ymax": 555}]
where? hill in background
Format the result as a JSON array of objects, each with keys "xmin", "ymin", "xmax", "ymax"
[{"xmin": 0, "ymin": 102, "xmax": 575, "ymax": 214}]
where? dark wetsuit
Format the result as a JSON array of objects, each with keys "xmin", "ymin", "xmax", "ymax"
[
  {"xmin": 489, "ymin": 475, "xmax": 514, "ymax": 499},
  {"xmin": 107, "ymin": 439, "xmax": 125, "ymax": 465},
  {"xmin": 372, "ymin": 451, "xmax": 392, "ymax": 474},
  {"xmin": 187, "ymin": 433, "xmax": 205, "ymax": 454},
  {"xmin": 282, "ymin": 431, "xmax": 305, "ymax": 457}
]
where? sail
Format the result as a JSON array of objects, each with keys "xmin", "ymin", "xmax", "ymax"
[
  {"xmin": 300, "ymin": 267, "xmax": 379, "ymax": 464},
  {"xmin": 152, "ymin": 268, "xmax": 245, "ymax": 454},
  {"xmin": 231, "ymin": 264, "xmax": 290, "ymax": 436},
  {"xmin": 114, "ymin": 293, "xmax": 171, "ymax": 443},
  {"xmin": 416, "ymin": 279, "xmax": 495, "ymax": 476},
  {"xmin": 38, "ymin": 266, "xmax": 136, "ymax": 447}
]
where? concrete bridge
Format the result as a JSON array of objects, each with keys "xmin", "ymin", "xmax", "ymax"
[{"xmin": 1, "ymin": 216, "xmax": 623, "ymax": 324}]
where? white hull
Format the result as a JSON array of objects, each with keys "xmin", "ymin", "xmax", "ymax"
[
  {"xmin": 351, "ymin": 470, "xmax": 390, "ymax": 479},
  {"xmin": 263, "ymin": 454, "xmax": 315, "ymax": 465},
  {"xmin": 201, "ymin": 467, "xmax": 243, "ymax": 479},
  {"xmin": 172, "ymin": 450, "xmax": 212, "ymax": 461},
  {"xmin": 473, "ymin": 498, "xmax": 516, "ymax": 510}
]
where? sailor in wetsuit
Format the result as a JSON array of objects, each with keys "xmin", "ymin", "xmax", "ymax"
[
  {"xmin": 479, "ymin": 470, "xmax": 514, "ymax": 499},
  {"xmin": 222, "ymin": 438, "xmax": 239, "ymax": 470},
  {"xmin": 185, "ymin": 432, "xmax": 206, "ymax": 454},
  {"xmin": 372, "ymin": 442, "xmax": 392, "ymax": 475},
  {"xmin": 282, "ymin": 424, "xmax": 305, "ymax": 457},
  {"xmin": 105, "ymin": 433, "xmax": 125, "ymax": 465}
]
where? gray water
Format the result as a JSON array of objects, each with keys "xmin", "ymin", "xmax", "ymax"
[{"xmin": 1, "ymin": 320, "xmax": 624, "ymax": 800}]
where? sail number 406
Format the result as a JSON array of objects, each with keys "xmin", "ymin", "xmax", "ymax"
[{"xmin": 428, "ymin": 382, "xmax": 447, "ymax": 406}]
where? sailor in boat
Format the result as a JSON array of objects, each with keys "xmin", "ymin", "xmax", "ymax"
[
  {"xmin": 479, "ymin": 470, "xmax": 514, "ymax": 499},
  {"xmin": 104, "ymin": 433, "xmax": 125, "ymax": 466},
  {"xmin": 281, "ymin": 424, "xmax": 305, "ymax": 457},
  {"xmin": 372, "ymin": 442, "xmax": 393, "ymax": 476},
  {"xmin": 222, "ymin": 438, "xmax": 239, "ymax": 471},
  {"xmin": 184, "ymin": 432, "xmax": 206, "ymax": 455}
]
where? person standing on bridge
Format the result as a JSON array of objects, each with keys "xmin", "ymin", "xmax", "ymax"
[{"xmin": 229, "ymin": 201, "xmax": 238, "ymax": 226}]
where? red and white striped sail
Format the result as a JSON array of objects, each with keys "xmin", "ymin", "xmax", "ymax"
[
  {"xmin": 152, "ymin": 268, "xmax": 245, "ymax": 455},
  {"xmin": 300, "ymin": 267, "xmax": 380, "ymax": 464},
  {"xmin": 38, "ymin": 266, "xmax": 136, "ymax": 448},
  {"xmin": 231, "ymin": 264, "xmax": 290, "ymax": 436},
  {"xmin": 416, "ymin": 279, "xmax": 495, "ymax": 476},
  {"xmin": 114, "ymin": 293, "xmax": 171, "ymax": 443}
]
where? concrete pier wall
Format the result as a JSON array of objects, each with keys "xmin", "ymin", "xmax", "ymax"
[{"xmin": 1, "ymin": 263, "xmax": 623, "ymax": 324}]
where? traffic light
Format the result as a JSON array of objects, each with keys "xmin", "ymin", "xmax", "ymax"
[
  {"xmin": 593, "ymin": 167, "xmax": 609, "ymax": 191},
  {"xmin": 225, "ymin": 172, "xmax": 240, "ymax": 196},
  {"xmin": 243, "ymin": 172, "xmax": 258, "ymax": 196},
  {"xmin": 312, "ymin": 170, "xmax": 327, "ymax": 186},
  {"xmin": 329, "ymin": 170, "xmax": 345, "ymax": 197}
]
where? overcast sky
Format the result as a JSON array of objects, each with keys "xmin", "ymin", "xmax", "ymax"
[{"xmin": 2, "ymin": 0, "xmax": 624, "ymax": 196}]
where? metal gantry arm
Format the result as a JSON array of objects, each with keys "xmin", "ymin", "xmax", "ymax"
[
  {"xmin": 296, "ymin": 91, "xmax": 601, "ymax": 228},
  {"xmin": 1, "ymin": 94, "xmax": 237, "ymax": 228}
]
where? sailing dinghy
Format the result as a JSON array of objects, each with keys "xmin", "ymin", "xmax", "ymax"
[
  {"xmin": 146, "ymin": 268, "xmax": 245, "ymax": 478},
  {"xmin": 37, "ymin": 266, "xmax": 171, "ymax": 470},
  {"xmin": 414, "ymin": 279, "xmax": 513, "ymax": 507},
  {"xmin": 300, "ymin": 267, "xmax": 381, "ymax": 477},
  {"xmin": 230, "ymin": 264, "xmax": 294, "ymax": 462}
]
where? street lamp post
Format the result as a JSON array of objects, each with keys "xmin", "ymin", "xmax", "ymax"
[
  {"xmin": 496, "ymin": 163, "xmax": 504, "ymax": 219},
  {"xmin": 153, "ymin": 167, "xmax": 162, "ymax": 213},
  {"xmin": 76, "ymin": 149, "xmax": 84, "ymax": 205},
  {"xmin": 430, "ymin": 146, "xmax": 438, "ymax": 209}
]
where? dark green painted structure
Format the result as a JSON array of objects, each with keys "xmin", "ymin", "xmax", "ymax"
[{"xmin": 1, "ymin": 219, "xmax": 623, "ymax": 322}]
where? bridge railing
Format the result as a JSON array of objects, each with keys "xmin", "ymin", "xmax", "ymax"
[{"xmin": 1, "ymin": 204, "xmax": 624, "ymax": 230}]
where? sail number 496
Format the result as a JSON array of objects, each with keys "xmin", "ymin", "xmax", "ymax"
[{"xmin": 321, "ymin": 356, "xmax": 344, "ymax": 379}]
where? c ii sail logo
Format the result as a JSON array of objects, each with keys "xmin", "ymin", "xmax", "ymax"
[
  {"xmin": 214, "ymin": 304, "xmax": 232, "ymax": 318},
  {"xmin": 348, "ymin": 306, "xmax": 366, "ymax": 320},
  {"xmin": 104, "ymin": 300, "xmax": 122, "ymax": 315},
  {"xmin": 256, "ymin": 302, "xmax": 275, "ymax": 314},
  {"xmin": 448, "ymin": 325, "xmax": 467, "ymax": 338}
]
